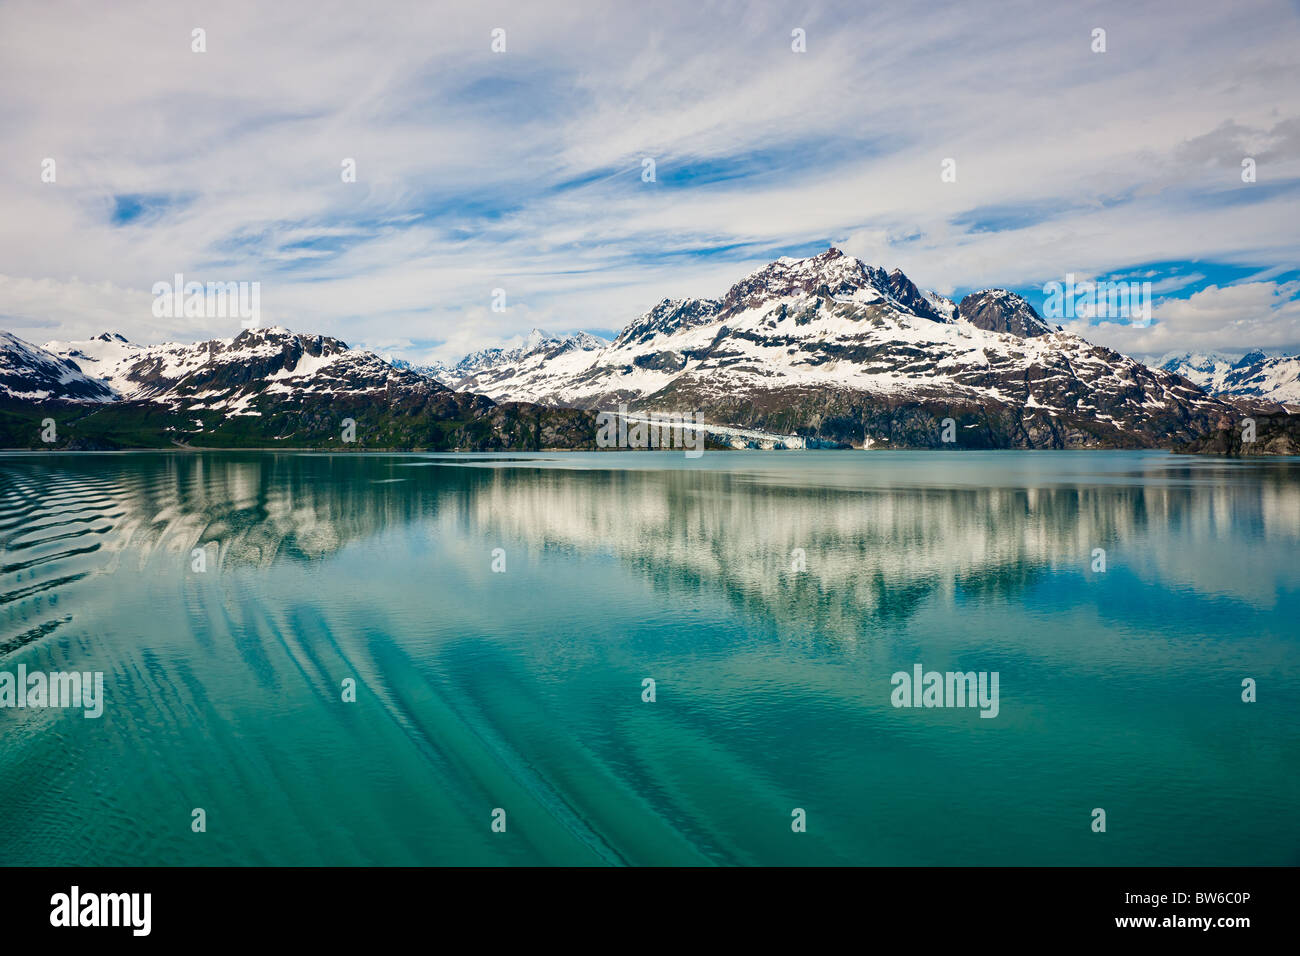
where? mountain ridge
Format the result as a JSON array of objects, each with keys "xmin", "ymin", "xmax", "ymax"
[
  {"xmin": 2, "ymin": 327, "xmax": 597, "ymax": 451},
  {"xmin": 435, "ymin": 247, "xmax": 1263, "ymax": 449},
  {"xmin": 1159, "ymin": 350, "xmax": 1300, "ymax": 407},
  {"xmin": 4, "ymin": 248, "xmax": 1291, "ymax": 451}
]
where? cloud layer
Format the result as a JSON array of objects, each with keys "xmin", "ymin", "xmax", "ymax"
[{"xmin": 1, "ymin": 0, "xmax": 1297, "ymax": 362}]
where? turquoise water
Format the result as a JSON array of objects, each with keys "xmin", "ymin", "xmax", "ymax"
[{"xmin": 1, "ymin": 450, "xmax": 1297, "ymax": 866}]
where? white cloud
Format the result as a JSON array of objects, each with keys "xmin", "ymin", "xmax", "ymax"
[
  {"xmin": 0, "ymin": 0, "xmax": 1297, "ymax": 360},
  {"xmin": 1067, "ymin": 281, "xmax": 1300, "ymax": 355}
]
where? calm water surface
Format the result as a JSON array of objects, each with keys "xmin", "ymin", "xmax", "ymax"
[{"xmin": 1, "ymin": 450, "xmax": 1297, "ymax": 865}]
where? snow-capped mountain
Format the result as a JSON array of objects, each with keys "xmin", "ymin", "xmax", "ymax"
[
  {"xmin": 389, "ymin": 356, "xmax": 454, "ymax": 386},
  {"xmin": 0, "ymin": 332, "xmax": 116, "ymax": 401},
  {"xmin": 449, "ymin": 247, "xmax": 1242, "ymax": 448},
  {"xmin": 1158, "ymin": 352, "xmax": 1237, "ymax": 393},
  {"xmin": 4, "ymin": 326, "xmax": 596, "ymax": 450},
  {"xmin": 40, "ymin": 331, "xmax": 144, "ymax": 396},
  {"xmin": 450, "ymin": 329, "xmax": 608, "ymax": 383},
  {"xmin": 33, "ymin": 326, "xmax": 610, "ymax": 412},
  {"xmin": 351, "ymin": 330, "xmax": 609, "ymax": 389},
  {"xmin": 3, "ymin": 249, "xmax": 1279, "ymax": 450},
  {"xmin": 43, "ymin": 326, "xmax": 439, "ymax": 412},
  {"xmin": 1161, "ymin": 351, "xmax": 1300, "ymax": 406}
]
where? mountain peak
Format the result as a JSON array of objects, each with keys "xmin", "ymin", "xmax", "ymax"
[
  {"xmin": 1233, "ymin": 350, "xmax": 1269, "ymax": 369},
  {"xmin": 521, "ymin": 328, "xmax": 551, "ymax": 350},
  {"xmin": 956, "ymin": 289, "xmax": 1057, "ymax": 338},
  {"xmin": 723, "ymin": 248, "xmax": 890, "ymax": 315},
  {"xmin": 885, "ymin": 268, "xmax": 949, "ymax": 323}
]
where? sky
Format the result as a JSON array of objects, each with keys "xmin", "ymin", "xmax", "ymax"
[{"xmin": 1, "ymin": 0, "xmax": 1298, "ymax": 365}]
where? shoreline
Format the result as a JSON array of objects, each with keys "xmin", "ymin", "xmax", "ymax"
[{"xmin": 3, "ymin": 446, "xmax": 1298, "ymax": 458}]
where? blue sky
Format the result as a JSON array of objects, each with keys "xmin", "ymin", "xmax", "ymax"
[{"xmin": 1, "ymin": 0, "xmax": 1298, "ymax": 362}]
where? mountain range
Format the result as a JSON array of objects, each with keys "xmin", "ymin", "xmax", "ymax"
[
  {"xmin": 396, "ymin": 248, "xmax": 1281, "ymax": 449},
  {"xmin": 2, "ymin": 248, "xmax": 1293, "ymax": 451},
  {"xmin": 388, "ymin": 328, "xmax": 609, "ymax": 387},
  {"xmin": 1157, "ymin": 350, "xmax": 1300, "ymax": 406},
  {"xmin": 1, "ymin": 327, "xmax": 594, "ymax": 450}
]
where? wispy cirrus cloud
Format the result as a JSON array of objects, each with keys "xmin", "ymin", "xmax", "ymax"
[{"xmin": 0, "ymin": 0, "xmax": 1297, "ymax": 362}]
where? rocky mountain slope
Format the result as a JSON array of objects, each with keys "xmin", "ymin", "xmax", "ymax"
[
  {"xmin": 447, "ymin": 248, "xmax": 1245, "ymax": 449},
  {"xmin": 1174, "ymin": 413, "xmax": 1300, "ymax": 456},
  {"xmin": 2, "ymin": 328, "xmax": 595, "ymax": 450},
  {"xmin": 0, "ymin": 331, "xmax": 116, "ymax": 402}
]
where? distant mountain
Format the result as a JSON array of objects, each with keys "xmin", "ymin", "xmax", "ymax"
[
  {"xmin": 388, "ymin": 356, "xmax": 454, "ymax": 386},
  {"xmin": 444, "ymin": 247, "xmax": 1242, "ymax": 449},
  {"xmin": 381, "ymin": 329, "xmax": 608, "ymax": 389},
  {"xmin": 3, "ymin": 327, "xmax": 595, "ymax": 450},
  {"xmin": 450, "ymin": 329, "xmax": 608, "ymax": 382},
  {"xmin": 1158, "ymin": 351, "xmax": 1237, "ymax": 392},
  {"xmin": 1160, "ymin": 350, "xmax": 1300, "ymax": 406}
]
